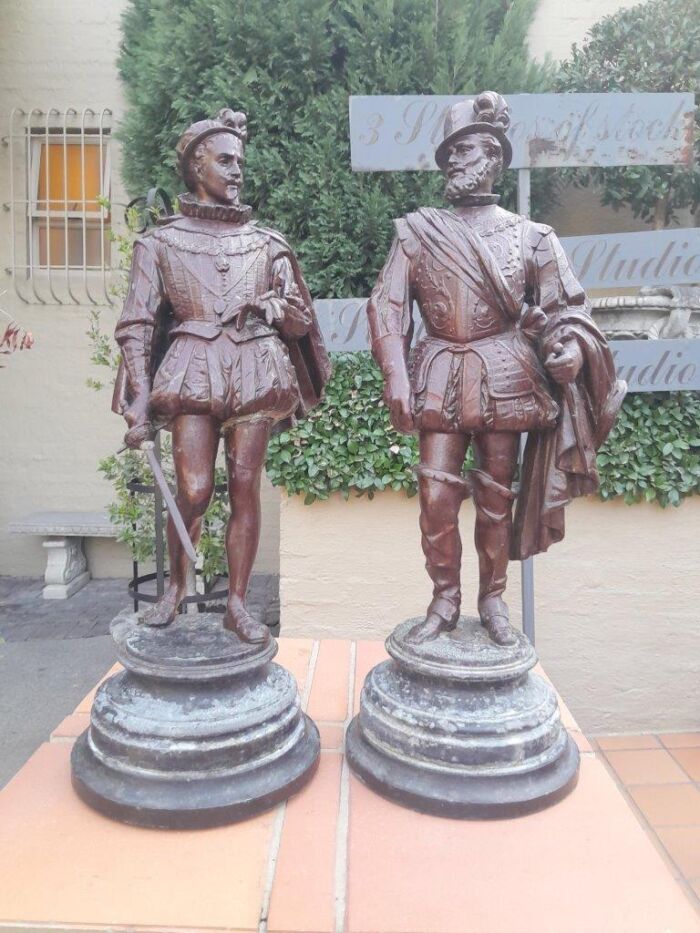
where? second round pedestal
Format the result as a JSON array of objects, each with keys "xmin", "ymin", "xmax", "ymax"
[{"xmin": 346, "ymin": 616, "xmax": 579, "ymax": 819}]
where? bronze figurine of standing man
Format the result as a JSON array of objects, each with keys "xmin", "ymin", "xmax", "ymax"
[
  {"xmin": 113, "ymin": 109, "xmax": 331, "ymax": 642},
  {"xmin": 367, "ymin": 92, "xmax": 625, "ymax": 647}
]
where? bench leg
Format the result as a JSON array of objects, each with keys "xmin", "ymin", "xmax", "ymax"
[{"xmin": 42, "ymin": 536, "xmax": 90, "ymax": 599}]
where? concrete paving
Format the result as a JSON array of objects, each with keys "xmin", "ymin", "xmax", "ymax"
[{"xmin": 0, "ymin": 575, "xmax": 280, "ymax": 788}]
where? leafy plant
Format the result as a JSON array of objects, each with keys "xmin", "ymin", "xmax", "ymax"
[
  {"xmin": 555, "ymin": 0, "xmax": 700, "ymax": 228},
  {"xmin": 597, "ymin": 391, "xmax": 700, "ymax": 506},
  {"xmin": 267, "ymin": 352, "xmax": 700, "ymax": 507},
  {"xmin": 118, "ymin": 0, "xmax": 553, "ymax": 296}
]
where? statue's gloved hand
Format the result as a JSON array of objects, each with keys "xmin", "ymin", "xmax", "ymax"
[
  {"xmin": 247, "ymin": 290, "xmax": 285, "ymax": 327},
  {"xmin": 384, "ymin": 372, "xmax": 415, "ymax": 434},
  {"xmin": 545, "ymin": 339, "xmax": 583, "ymax": 385},
  {"xmin": 123, "ymin": 392, "xmax": 154, "ymax": 449}
]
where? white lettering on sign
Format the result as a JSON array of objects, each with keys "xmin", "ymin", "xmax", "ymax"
[{"xmin": 350, "ymin": 93, "xmax": 695, "ymax": 171}]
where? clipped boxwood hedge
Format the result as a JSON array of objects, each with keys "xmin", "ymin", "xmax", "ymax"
[{"xmin": 267, "ymin": 352, "xmax": 700, "ymax": 507}]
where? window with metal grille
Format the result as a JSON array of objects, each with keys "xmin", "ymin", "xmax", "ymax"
[{"xmin": 5, "ymin": 108, "xmax": 114, "ymax": 306}]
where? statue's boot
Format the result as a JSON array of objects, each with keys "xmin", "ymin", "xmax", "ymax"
[
  {"xmin": 407, "ymin": 465, "xmax": 468, "ymax": 646},
  {"xmin": 140, "ymin": 584, "xmax": 183, "ymax": 628},
  {"xmin": 224, "ymin": 594, "xmax": 271, "ymax": 646},
  {"xmin": 471, "ymin": 468, "xmax": 518, "ymax": 647}
]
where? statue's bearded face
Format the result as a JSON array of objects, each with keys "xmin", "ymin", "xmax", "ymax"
[
  {"xmin": 443, "ymin": 132, "xmax": 503, "ymax": 203},
  {"xmin": 191, "ymin": 133, "xmax": 244, "ymax": 205}
]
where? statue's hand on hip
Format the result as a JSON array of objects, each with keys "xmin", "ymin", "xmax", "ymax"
[
  {"xmin": 384, "ymin": 372, "xmax": 415, "ymax": 434},
  {"xmin": 545, "ymin": 340, "xmax": 583, "ymax": 386}
]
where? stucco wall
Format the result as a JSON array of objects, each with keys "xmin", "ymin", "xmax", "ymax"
[
  {"xmin": 280, "ymin": 491, "xmax": 700, "ymax": 734},
  {"xmin": 527, "ymin": 0, "xmax": 643, "ymax": 63},
  {"xmin": 0, "ymin": 0, "xmax": 279, "ymax": 579}
]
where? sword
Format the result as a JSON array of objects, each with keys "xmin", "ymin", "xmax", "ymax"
[
  {"xmin": 119, "ymin": 424, "xmax": 198, "ymax": 562},
  {"xmin": 140, "ymin": 440, "xmax": 198, "ymax": 562}
]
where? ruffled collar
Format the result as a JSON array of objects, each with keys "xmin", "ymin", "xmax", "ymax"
[
  {"xmin": 178, "ymin": 192, "xmax": 253, "ymax": 224},
  {"xmin": 449, "ymin": 192, "xmax": 500, "ymax": 207}
]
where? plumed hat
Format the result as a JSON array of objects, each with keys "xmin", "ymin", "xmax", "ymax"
[
  {"xmin": 434, "ymin": 92, "xmax": 512, "ymax": 171},
  {"xmin": 176, "ymin": 108, "xmax": 248, "ymax": 190}
]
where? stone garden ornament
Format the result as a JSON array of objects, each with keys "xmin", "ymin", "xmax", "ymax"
[
  {"xmin": 71, "ymin": 109, "xmax": 331, "ymax": 828},
  {"xmin": 346, "ymin": 92, "xmax": 626, "ymax": 817}
]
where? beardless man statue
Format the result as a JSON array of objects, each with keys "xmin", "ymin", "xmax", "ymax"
[
  {"xmin": 367, "ymin": 92, "xmax": 625, "ymax": 647},
  {"xmin": 113, "ymin": 109, "xmax": 330, "ymax": 644}
]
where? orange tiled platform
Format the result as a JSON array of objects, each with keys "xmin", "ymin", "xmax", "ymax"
[{"xmin": 0, "ymin": 638, "xmax": 698, "ymax": 933}]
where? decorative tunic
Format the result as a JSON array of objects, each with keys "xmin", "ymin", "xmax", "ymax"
[
  {"xmin": 367, "ymin": 205, "xmax": 626, "ymax": 557},
  {"xmin": 113, "ymin": 195, "xmax": 331, "ymax": 431}
]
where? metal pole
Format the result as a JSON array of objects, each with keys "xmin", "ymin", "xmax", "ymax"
[{"xmin": 517, "ymin": 168, "xmax": 536, "ymax": 645}]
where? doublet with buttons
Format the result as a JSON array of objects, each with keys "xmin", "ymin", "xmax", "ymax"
[
  {"xmin": 367, "ymin": 205, "xmax": 567, "ymax": 434},
  {"xmin": 114, "ymin": 196, "xmax": 323, "ymax": 431}
]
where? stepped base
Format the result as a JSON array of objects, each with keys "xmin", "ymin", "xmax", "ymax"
[
  {"xmin": 71, "ymin": 611, "xmax": 319, "ymax": 829},
  {"xmin": 346, "ymin": 616, "xmax": 580, "ymax": 819}
]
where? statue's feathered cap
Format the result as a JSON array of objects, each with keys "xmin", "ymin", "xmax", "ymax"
[
  {"xmin": 176, "ymin": 108, "xmax": 248, "ymax": 190},
  {"xmin": 434, "ymin": 92, "xmax": 512, "ymax": 170}
]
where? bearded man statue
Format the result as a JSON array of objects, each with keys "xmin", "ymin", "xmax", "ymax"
[
  {"xmin": 366, "ymin": 92, "xmax": 626, "ymax": 647},
  {"xmin": 112, "ymin": 109, "xmax": 331, "ymax": 643}
]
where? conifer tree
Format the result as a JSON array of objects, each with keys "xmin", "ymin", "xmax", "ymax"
[{"xmin": 119, "ymin": 0, "xmax": 552, "ymax": 295}]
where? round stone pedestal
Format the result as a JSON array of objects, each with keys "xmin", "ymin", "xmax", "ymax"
[
  {"xmin": 346, "ymin": 617, "xmax": 579, "ymax": 819},
  {"xmin": 71, "ymin": 611, "xmax": 319, "ymax": 829}
]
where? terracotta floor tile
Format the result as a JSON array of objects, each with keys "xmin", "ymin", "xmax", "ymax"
[
  {"xmin": 571, "ymin": 729, "xmax": 593, "ymax": 754},
  {"xmin": 346, "ymin": 756, "xmax": 699, "ymax": 933},
  {"xmin": 307, "ymin": 639, "xmax": 352, "ymax": 723},
  {"xmin": 659, "ymin": 733, "xmax": 700, "ymax": 749},
  {"xmin": 671, "ymin": 748, "xmax": 700, "ymax": 782},
  {"xmin": 604, "ymin": 749, "xmax": 690, "ymax": 786},
  {"xmin": 75, "ymin": 662, "xmax": 122, "ymax": 713},
  {"xmin": 656, "ymin": 827, "xmax": 700, "ymax": 879},
  {"xmin": 276, "ymin": 637, "xmax": 314, "ymax": 698},
  {"xmin": 318, "ymin": 722, "xmax": 344, "ymax": 751},
  {"xmin": 50, "ymin": 711, "xmax": 90, "ymax": 742},
  {"xmin": 353, "ymin": 640, "xmax": 388, "ymax": 715},
  {"xmin": 268, "ymin": 752, "xmax": 342, "ymax": 933},
  {"xmin": 629, "ymin": 784, "xmax": 700, "ymax": 827},
  {"xmin": 0, "ymin": 743, "xmax": 274, "ymax": 930},
  {"xmin": 597, "ymin": 734, "xmax": 661, "ymax": 751}
]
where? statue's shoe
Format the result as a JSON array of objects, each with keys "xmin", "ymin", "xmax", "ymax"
[
  {"xmin": 405, "ymin": 607, "xmax": 459, "ymax": 646},
  {"xmin": 479, "ymin": 597, "xmax": 517, "ymax": 646},
  {"xmin": 224, "ymin": 603, "xmax": 271, "ymax": 645},
  {"xmin": 139, "ymin": 589, "xmax": 181, "ymax": 628}
]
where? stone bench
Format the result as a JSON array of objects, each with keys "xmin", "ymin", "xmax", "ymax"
[{"xmin": 8, "ymin": 511, "xmax": 117, "ymax": 599}]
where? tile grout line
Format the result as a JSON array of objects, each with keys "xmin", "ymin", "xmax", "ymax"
[
  {"xmin": 258, "ymin": 640, "xmax": 320, "ymax": 933},
  {"xmin": 595, "ymin": 746, "xmax": 700, "ymax": 914},
  {"xmin": 333, "ymin": 640, "xmax": 356, "ymax": 933}
]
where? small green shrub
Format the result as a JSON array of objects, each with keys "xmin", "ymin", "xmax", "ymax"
[{"xmin": 266, "ymin": 352, "xmax": 700, "ymax": 507}]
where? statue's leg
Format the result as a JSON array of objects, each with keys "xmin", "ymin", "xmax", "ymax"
[
  {"xmin": 222, "ymin": 417, "xmax": 272, "ymax": 645},
  {"xmin": 141, "ymin": 414, "xmax": 220, "ymax": 627},
  {"xmin": 407, "ymin": 430, "xmax": 470, "ymax": 646},
  {"xmin": 470, "ymin": 431, "xmax": 519, "ymax": 646}
]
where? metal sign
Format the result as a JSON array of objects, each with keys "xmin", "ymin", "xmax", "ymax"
[
  {"xmin": 312, "ymin": 299, "xmax": 700, "ymax": 392},
  {"xmin": 564, "ymin": 228, "xmax": 700, "ymax": 291},
  {"xmin": 350, "ymin": 92, "xmax": 695, "ymax": 171}
]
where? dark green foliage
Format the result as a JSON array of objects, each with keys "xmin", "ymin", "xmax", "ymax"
[
  {"xmin": 597, "ymin": 391, "xmax": 700, "ymax": 506},
  {"xmin": 118, "ymin": 0, "xmax": 553, "ymax": 295},
  {"xmin": 266, "ymin": 352, "xmax": 420, "ymax": 503},
  {"xmin": 555, "ymin": 0, "xmax": 700, "ymax": 227},
  {"xmin": 266, "ymin": 352, "xmax": 700, "ymax": 507}
]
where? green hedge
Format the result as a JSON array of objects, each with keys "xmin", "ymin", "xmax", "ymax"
[{"xmin": 267, "ymin": 353, "xmax": 700, "ymax": 507}]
